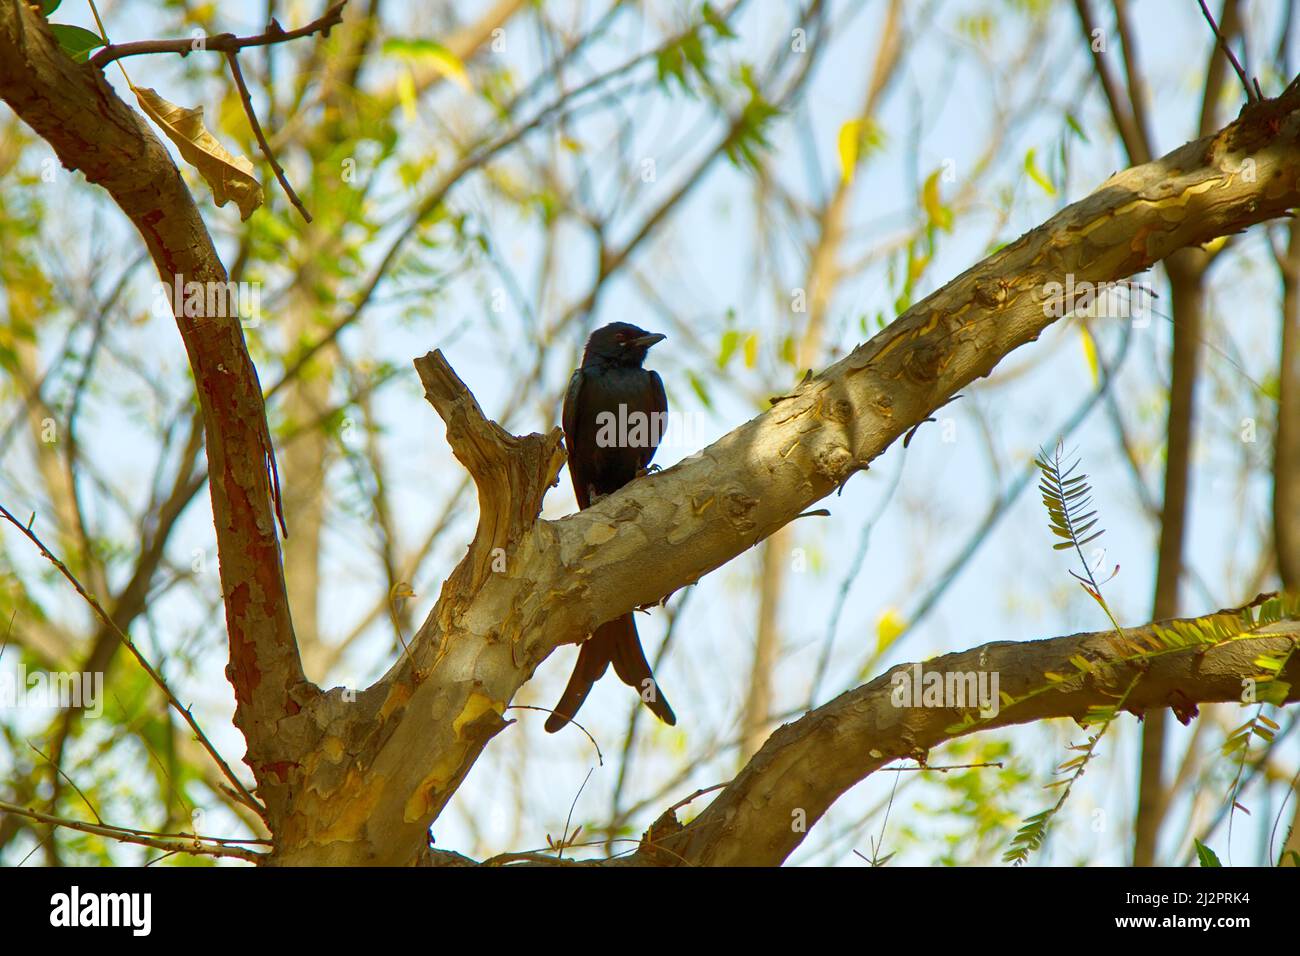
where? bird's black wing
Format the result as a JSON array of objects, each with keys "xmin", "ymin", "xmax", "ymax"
[
  {"xmin": 562, "ymin": 368, "xmax": 591, "ymax": 509},
  {"xmin": 642, "ymin": 369, "xmax": 668, "ymax": 470}
]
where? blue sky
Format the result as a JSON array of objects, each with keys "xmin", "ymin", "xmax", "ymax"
[{"xmin": 2, "ymin": 0, "xmax": 1296, "ymax": 865}]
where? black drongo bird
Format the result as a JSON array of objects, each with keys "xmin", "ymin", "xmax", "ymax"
[{"xmin": 544, "ymin": 322, "xmax": 677, "ymax": 733}]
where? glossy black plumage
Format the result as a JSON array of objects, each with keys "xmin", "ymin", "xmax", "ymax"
[{"xmin": 544, "ymin": 322, "xmax": 676, "ymax": 733}]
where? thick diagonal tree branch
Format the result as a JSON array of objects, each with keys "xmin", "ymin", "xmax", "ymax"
[
  {"xmin": 0, "ymin": 0, "xmax": 307, "ymax": 814},
  {"xmin": 416, "ymin": 600, "xmax": 1299, "ymax": 866},
  {"xmin": 533, "ymin": 91, "xmax": 1300, "ymax": 650},
  {"xmin": 646, "ymin": 599, "xmax": 1300, "ymax": 866},
  {"xmin": 8, "ymin": 0, "xmax": 1300, "ymax": 867},
  {"xmin": 300, "ymin": 84, "xmax": 1300, "ymax": 867}
]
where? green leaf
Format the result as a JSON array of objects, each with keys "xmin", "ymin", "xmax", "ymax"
[
  {"xmin": 687, "ymin": 369, "xmax": 712, "ymax": 410},
  {"xmin": 779, "ymin": 334, "xmax": 796, "ymax": 365},
  {"xmin": 41, "ymin": 0, "xmax": 63, "ymax": 15},
  {"xmin": 382, "ymin": 38, "xmax": 471, "ymax": 91},
  {"xmin": 1259, "ymin": 678, "xmax": 1291, "ymax": 706},
  {"xmin": 724, "ymin": 82, "xmax": 780, "ymax": 172},
  {"xmin": 50, "ymin": 24, "xmax": 105, "ymax": 63},
  {"xmin": 1065, "ymin": 111, "xmax": 1088, "ymax": 143},
  {"xmin": 1024, "ymin": 148, "xmax": 1056, "ymax": 196},
  {"xmin": 702, "ymin": 3, "xmax": 737, "ymax": 39},
  {"xmin": 1194, "ymin": 839, "xmax": 1221, "ymax": 867},
  {"xmin": 922, "ymin": 169, "xmax": 953, "ymax": 232},
  {"xmin": 717, "ymin": 329, "xmax": 740, "ymax": 368}
]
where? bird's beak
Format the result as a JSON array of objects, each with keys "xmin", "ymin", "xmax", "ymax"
[{"xmin": 629, "ymin": 332, "xmax": 666, "ymax": 349}]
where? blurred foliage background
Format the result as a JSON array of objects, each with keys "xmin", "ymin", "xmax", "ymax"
[{"xmin": 1, "ymin": 0, "xmax": 1298, "ymax": 866}]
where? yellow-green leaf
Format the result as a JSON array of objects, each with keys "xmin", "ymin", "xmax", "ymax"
[
  {"xmin": 383, "ymin": 38, "xmax": 471, "ymax": 92},
  {"xmin": 397, "ymin": 69, "xmax": 418, "ymax": 122},
  {"xmin": 1079, "ymin": 324, "xmax": 1099, "ymax": 386},
  {"xmin": 1194, "ymin": 839, "xmax": 1221, "ymax": 867},
  {"xmin": 424, "ymin": 46, "xmax": 471, "ymax": 92},
  {"xmin": 132, "ymin": 86, "xmax": 263, "ymax": 220},
  {"xmin": 687, "ymin": 369, "xmax": 712, "ymax": 409},
  {"xmin": 922, "ymin": 169, "xmax": 953, "ymax": 232},
  {"xmin": 876, "ymin": 607, "xmax": 906, "ymax": 653},
  {"xmin": 717, "ymin": 329, "xmax": 740, "ymax": 368},
  {"xmin": 837, "ymin": 119, "xmax": 862, "ymax": 184},
  {"xmin": 1024, "ymin": 148, "xmax": 1055, "ymax": 196}
]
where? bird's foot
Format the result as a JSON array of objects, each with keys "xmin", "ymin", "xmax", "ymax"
[{"xmin": 634, "ymin": 464, "xmax": 663, "ymax": 479}]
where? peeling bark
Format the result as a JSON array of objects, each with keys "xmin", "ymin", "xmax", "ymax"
[
  {"xmin": 7, "ymin": 0, "xmax": 1300, "ymax": 866},
  {"xmin": 649, "ymin": 604, "xmax": 1300, "ymax": 866},
  {"xmin": 280, "ymin": 85, "xmax": 1300, "ymax": 864},
  {"xmin": 416, "ymin": 605, "xmax": 1300, "ymax": 866}
]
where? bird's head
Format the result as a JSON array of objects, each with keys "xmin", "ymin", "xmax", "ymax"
[{"xmin": 582, "ymin": 322, "xmax": 666, "ymax": 367}]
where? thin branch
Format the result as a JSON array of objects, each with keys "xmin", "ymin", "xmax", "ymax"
[
  {"xmin": 505, "ymin": 705, "xmax": 603, "ymax": 765},
  {"xmin": 0, "ymin": 800, "xmax": 266, "ymax": 863},
  {"xmin": 225, "ymin": 51, "xmax": 311, "ymax": 221},
  {"xmin": 656, "ymin": 598, "xmax": 1300, "ymax": 866},
  {"xmin": 1112, "ymin": 0, "xmax": 1154, "ymax": 159},
  {"xmin": 266, "ymin": 1, "xmax": 753, "ymax": 399},
  {"xmin": 555, "ymin": 767, "xmax": 594, "ymax": 862},
  {"xmin": 1198, "ymin": 0, "xmax": 1258, "ymax": 103},
  {"xmin": 877, "ymin": 761, "xmax": 1004, "ymax": 773},
  {"xmin": 1074, "ymin": 0, "xmax": 1150, "ymax": 163},
  {"xmin": 88, "ymin": 1, "xmax": 348, "ymax": 71},
  {"xmin": 0, "ymin": 504, "xmax": 268, "ymax": 823},
  {"xmin": 666, "ymin": 783, "xmax": 729, "ymax": 815},
  {"xmin": 27, "ymin": 743, "xmax": 102, "ymax": 825}
]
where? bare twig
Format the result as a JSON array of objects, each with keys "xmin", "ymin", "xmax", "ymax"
[
  {"xmin": 505, "ymin": 705, "xmax": 603, "ymax": 765},
  {"xmin": 877, "ymin": 760, "xmax": 1004, "ymax": 772},
  {"xmin": 556, "ymin": 767, "xmax": 594, "ymax": 862},
  {"xmin": 0, "ymin": 609, "xmax": 13, "ymax": 664},
  {"xmin": 666, "ymin": 783, "xmax": 729, "ymax": 815},
  {"xmin": 88, "ymin": 1, "xmax": 348, "ymax": 71},
  {"xmin": 1198, "ymin": 0, "xmax": 1258, "ymax": 103},
  {"xmin": 0, "ymin": 504, "xmax": 267, "ymax": 823},
  {"xmin": 0, "ymin": 800, "xmax": 266, "ymax": 863},
  {"xmin": 27, "ymin": 743, "xmax": 102, "ymax": 825},
  {"xmin": 266, "ymin": 2, "xmax": 753, "ymax": 399},
  {"xmin": 225, "ymin": 51, "xmax": 311, "ymax": 221}
]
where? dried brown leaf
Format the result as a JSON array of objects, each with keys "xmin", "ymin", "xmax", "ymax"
[{"xmin": 132, "ymin": 86, "xmax": 263, "ymax": 220}]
